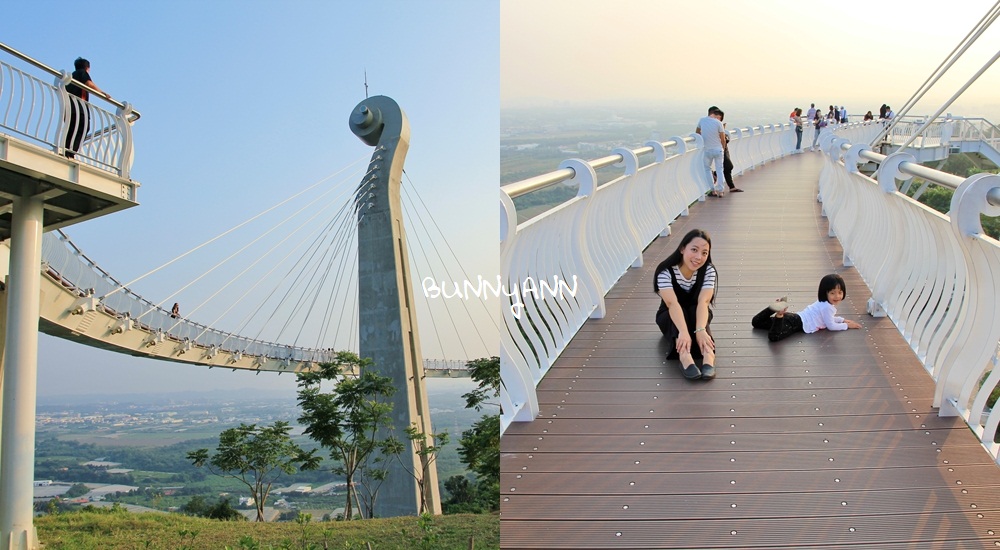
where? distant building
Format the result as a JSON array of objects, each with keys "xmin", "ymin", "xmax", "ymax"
[{"xmin": 33, "ymin": 480, "xmax": 52, "ymax": 487}]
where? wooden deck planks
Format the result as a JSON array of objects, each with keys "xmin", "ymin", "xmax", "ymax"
[{"xmin": 500, "ymin": 152, "xmax": 1000, "ymax": 549}]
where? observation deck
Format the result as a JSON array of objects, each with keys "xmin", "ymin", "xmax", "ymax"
[{"xmin": 499, "ymin": 120, "xmax": 1000, "ymax": 548}]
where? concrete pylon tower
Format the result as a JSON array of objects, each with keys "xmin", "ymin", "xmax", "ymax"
[{"xmin": 349, "ymin": 96, "xmax": 440, "ymax": 516}]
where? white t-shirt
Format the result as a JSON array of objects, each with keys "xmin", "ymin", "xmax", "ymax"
[{"xmin": 697, "ymin": 116, "xmax": 726, "ymax": 151}]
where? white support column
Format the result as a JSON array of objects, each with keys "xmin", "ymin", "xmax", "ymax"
[{"xmin": 0, "ymin": 189, "xmax": 44, "ymax": 550}]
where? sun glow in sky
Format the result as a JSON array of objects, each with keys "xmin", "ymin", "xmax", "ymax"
[{"xmin": 502, "ymin": 0, "xmax": 1000, "ymax": 117}]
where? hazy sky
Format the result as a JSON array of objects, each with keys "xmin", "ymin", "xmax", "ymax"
[
  {"xmin": 502, "ymin": 0, "xmax": 1000, "ymax": 117},
  {"xmin": 4, "ymin": 1, "xmax": 498, "ymax": 396}
]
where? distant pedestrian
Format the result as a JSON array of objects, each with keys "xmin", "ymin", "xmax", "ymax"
[
  {"xmin": 812, "ymin": 110, "xmax": 827, "ymax": 149},
  {"xmin": 64, "ymin": 57, "xmax": 109, "ymax": 159},
  {"xmin": 790, "ymin": 107, "xmax": 803, "ymax": 151},
  {"xmin": 171, "ymin": 303, "xmax": 180, "ymax": 319},
  {"xmin": 839, "ymin": 106, "xmax": 848, "ymax": 124},
  {"xmin": 806, "ymin": 103, "xmax": 816, "ymax": 121},
  {"xmin": 716, "ymin": 110, "xmax": 743, "ymax": 192},
  {"xmin": 879, "ymin": 104, "xmax": 888, "ymax": 120},
  {"xmin": 864, "ymin": 111, "xmax": 874, "ymax": 121},
  {"xmin": 695, "ymin": 106, "xmax": 728, "ymax": 197}
]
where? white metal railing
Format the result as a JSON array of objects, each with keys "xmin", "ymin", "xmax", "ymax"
[
  {"xmin": 0, "ymin": 42, "xmax": 137, "ymax": 178},
  {"xmin": 39, "ymin": 231, "xmax": 470, "ymax": 373},
  {"xmin": 882, "ymin": 116, "xmax": 1000, "ymax": 152},
  {"xmin": 41, "ymin": 231, "xmax": 336, "ymax": 362},
  {"xmin": 818, "ymin": 130, "xmax": 1000, "ymax": 461},
  {"xmin": 498, "ymin": 118, "xmax": 883, "ymax": 433}
]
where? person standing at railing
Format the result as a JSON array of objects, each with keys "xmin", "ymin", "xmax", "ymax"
[
  {"xmin": 64, "ymin": 57, "xmax": 109, "ymax": 159},
  {"xmin": 790, "ymin": 107, "xmax": 803, "ymax": 151},
  {"xmin": 812, "ymin": 110, "xmax": 827, "ymax": 150},
  {"xmin": 864, "ymin": 111, "xmax": 874, "ymax": 122},
  {"xmin": 807, "ymin": 103, "xmax": 817, "ymax": 121},
  {"xmin": 716, "ymin": 110, "xmax": 743, "ymax": 192},
  {"xmin": 654, "ymin": 229, "xmax": 718, "ymax": 380},
  {"xmin": 695, "ymin": 106, "xmax": 728, "ymax": 197},
  {"xmin": 839, "ymin": 106, "xmax": 848, "ymax": 124}
]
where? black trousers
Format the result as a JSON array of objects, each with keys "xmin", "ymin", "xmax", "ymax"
[
  {"xmin": 751, "ymin": 307, "xmax": 803, "ymax": 342},
  {"xmin": 722, "ymin": 149, "xmax": 735, "ymax": 188},
  {"xmin": 65, "ymin": 99, "xmax": 88, "ymax": 159},
  {"xmin": 657, "ymin": 306, "xmax": 713, "ymax": 358}
]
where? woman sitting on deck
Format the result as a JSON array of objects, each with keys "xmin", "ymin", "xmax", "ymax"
[
  {"xmin": 751, "ymin": 273, "xmax": 862, "ymax": 342},
  {"xmin": 654, "ymin": 228, "xmax": 717, "ymax": 381}
]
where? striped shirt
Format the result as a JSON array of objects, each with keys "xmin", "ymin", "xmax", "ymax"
[{"xmin": 656, "ymin": 264, "xmax": 716, "ymax": 293}]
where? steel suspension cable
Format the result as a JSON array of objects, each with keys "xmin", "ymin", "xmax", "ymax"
[
  {"xmin": 190, "ymin": 186, "xmax": 355, "ymax": 346},
  {"xmin": 403, "ymin": 170, "xmax": 503, "ymax": 338},
  {"xmin": 873, "ymin": 0, "xmax": 1000, "ymax": 146},
  {"xmin": 99, "ymin": 154, "xmax": 370, "ymax": 301},
  {"xmin": 139, "ymin": 165, "xmax": 369, "ymax": 323}
]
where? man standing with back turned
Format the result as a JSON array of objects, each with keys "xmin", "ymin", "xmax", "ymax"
[{"xmin": 696, "ymin": 106, "xmax": 728, "ymax": 198}]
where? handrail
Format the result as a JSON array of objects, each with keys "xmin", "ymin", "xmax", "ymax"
[
  {"xmin": 820, "ymin": 130, "xmax": 1000, "ymax": 461},
  {"xmin": 502, "ymin": 136, "xmax": 696, "ymax": 199},
  {"xmin": 837, "ymin": 138, "xmax": 1000, "ymax": 205},
  {"xmin": 0, "ymin": 41, "xmax": 140, "ymax": 122},
  {"xmin": 0, "ymin": 43, "xmax": 137, "ymax": 177}
]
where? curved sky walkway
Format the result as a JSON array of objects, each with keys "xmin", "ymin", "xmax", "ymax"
[{"xmin": 500, "ymin": 152, "xmax": 1000, "ymax": 549}]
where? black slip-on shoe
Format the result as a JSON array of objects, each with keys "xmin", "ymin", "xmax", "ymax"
[{"xmin": 682, "ymin": 364, "xmax": 702, "ymax": 380}]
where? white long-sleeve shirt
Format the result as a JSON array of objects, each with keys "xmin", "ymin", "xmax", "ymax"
[{"xmin": 797, "ymin": 300, "xmax": 848, "ymax": 333}]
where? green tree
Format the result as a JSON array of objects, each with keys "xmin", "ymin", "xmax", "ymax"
[
  {"xmin": 459, "ymin": 357, "xmax": 500, "ymax": 487},
  {"xmin": 187, "ymin": 421, "xmax": 319, "ymax": 522},
  {"xmin": 205, "ymin": 497, "xmax": 245, "ymax": 521},
  {"xmin": 383, "ymin": 424, "xmax": 449, "ymax": 515},
  {"xmin": 64, "ymin": 483, "xmax": 90, "ymax": 499},
  {"xmin": 180, "ymin": 495, "xmax": 209, "ymax": 517},
  {"xmin": 297, "ymin": 351, "xmax": 396, "ymax": 520}
]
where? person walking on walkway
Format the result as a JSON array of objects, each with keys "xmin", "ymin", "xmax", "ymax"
[
  {"xmin": 696, "ymin": 107, "xmax": 728, "ymax": 197},
  {"xmin": 751, "ymin": 273, "xmax": 861, "ymax": 342},
  {"xmin": 654, "ymin": 229, "xmax": 718, "ymax": 380},
  {"xmin": 64, "ymin": 57, "xmax": 109, "ymax": 159}
]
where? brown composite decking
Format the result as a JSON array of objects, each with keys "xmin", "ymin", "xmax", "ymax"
[{"xmin": 500, "ymin": 152, "xmax": 1000, "ymax": 549}]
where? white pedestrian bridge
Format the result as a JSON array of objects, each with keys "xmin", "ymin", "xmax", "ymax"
[{"xmin": 498, "ymin": 113, "xmax": 1000, "ymax": 548}]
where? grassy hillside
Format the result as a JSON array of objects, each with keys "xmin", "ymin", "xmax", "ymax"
[{"xmin": 36, "ymin": 507, "xmax": 499, "ymax": 549}]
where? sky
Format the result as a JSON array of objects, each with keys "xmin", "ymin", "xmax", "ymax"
[
  {"xmin": 3, "ymin": 1, "xmax": 498, "ymax": 396},
  {"xmin": 501, "ymin": 0, "xmax": 1000, "ymax": 120}
]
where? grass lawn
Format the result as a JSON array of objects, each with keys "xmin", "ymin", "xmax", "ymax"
[{"xmin": 36, "ymin": 508, "xmax": 499, "ymax": 549}]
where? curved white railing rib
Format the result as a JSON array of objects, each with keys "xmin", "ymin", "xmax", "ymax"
[
  {"xmin": 499, "ymin": 117, "xmax": 880, "ymax": 434},
  {"xmin": 0, "ymin": 42, "xmax": 136, "ymax": 178},
  {"xmin": 818, "ymin": 130, "xmax": 1000, "ymax": 461}
]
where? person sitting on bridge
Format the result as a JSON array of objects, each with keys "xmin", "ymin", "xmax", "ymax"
[
  {"xmin": 654, "ymin": 229, "xmax": 717, "ymax": 380},
  {"xmin": 751, "ymin": 273, "xmax": 861, "ymax": 342}
]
